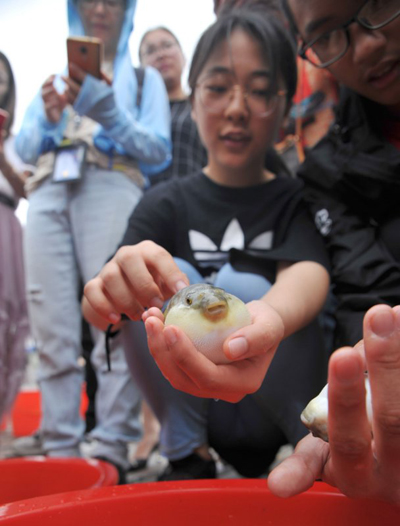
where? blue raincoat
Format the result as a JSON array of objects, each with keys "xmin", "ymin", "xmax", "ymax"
[{"xmin": 16, "ymin": 0, "xmax": 172, "ymax": 178}]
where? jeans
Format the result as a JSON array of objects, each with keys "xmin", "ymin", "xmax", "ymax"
[{"xmin": 25, "ymin": 166, "xmax": 143, "ymax": 468}]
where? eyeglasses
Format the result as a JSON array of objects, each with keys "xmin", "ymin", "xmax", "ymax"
[
  {"xmin": 141, "ymin": 40, "xmax": 177, "ymax": 59},
  {"xmin": 196, "ymin": 73, "xmax": 286, "ymax": 118},
  {"xmin": 79, "ymin": 0, "xmax": 125, "ymax": 12},
  {"xmin": 299, "ymin": 0, "xmax": 400, "ymax": 68}
]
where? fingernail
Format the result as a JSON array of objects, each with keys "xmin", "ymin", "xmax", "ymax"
[
  {"xmin": 164, "ymin": 327, "xmax": 177, "ymax": 346},
  {"xmin": 109, "ymin": 313, "xmax": 120, "ymax": 324},
  {"xmin": 150, "ymin": 297, "xmax": 164, "ymax": 309},
  {"xmin": 228, "ymin": 337, "xmax": 248, "ymax": 359},
  {"xmin": 175, "ymin": 280, "xmax": 188, "ymax": 292},
  {"xmin": 370, "ymin": 309, "xmax": 395, "ymax": 337}
]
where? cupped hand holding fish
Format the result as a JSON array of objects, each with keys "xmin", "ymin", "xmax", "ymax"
[
  {"xmin": 268, "ymin": 304, "xmax": 400, "ymax": 505},
  {"xmin": 144, "ymin": 260, "xmax": 329, "ymax": 402},
  {"xmin": 144, "ymin": 297, "xmax": 284, "ymax": 403}
]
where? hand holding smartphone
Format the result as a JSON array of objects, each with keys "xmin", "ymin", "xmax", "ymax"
[{"xmin": 67, "ymin": 36, "xmax": 103, "ymax": 82}]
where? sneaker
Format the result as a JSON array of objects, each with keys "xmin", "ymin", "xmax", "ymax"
[
  {"xmin": 157, "ymin": 453, "xmax": 217, "ymax": 481},
  {"xmin": 11, "ymin": 432, "xmax": 45, "ymax": 457},
  {"xmin": 128, "ymin": 442, "xmax": 159, "ymax": 473}
]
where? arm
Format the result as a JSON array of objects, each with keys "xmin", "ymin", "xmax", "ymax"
[
  {"xmin": 144, "ymin": 260, "xmax": 329, "ymax": 402},
  {"xmin": 262, "ymin": 260, "xmax": 329, "ymax": 339},
  {"xmin": 268, "ymin": 304, "xmax": 400, "ymax": 506},
  {"xmin": 15, "ymin": 75, "xmax": 68, "ymax": 165},
  {"xmin": 0, "ymin": 134, "xmax": 29, "ymax": 198},
  {"xmin": 71, "ymin": 65, "xmax": 171, "ymax": 165}
]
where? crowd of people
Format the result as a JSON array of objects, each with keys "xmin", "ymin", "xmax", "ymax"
[{"xmin": 1, "ymin": 0, "xmax": 400, "ymax": 506}]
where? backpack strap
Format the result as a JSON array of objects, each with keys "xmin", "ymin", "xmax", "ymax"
[{"xmin": 134, "ymin": 67, "xmax": 145, "ymax": 109}]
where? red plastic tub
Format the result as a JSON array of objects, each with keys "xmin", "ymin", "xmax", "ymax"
[
  {"xmin": 0, "ymin": 479, "xmax": 398, "ymax": 525},
  {"xmin": 0, "ymin": 456, "xmax": 118, "ymax": 506}
]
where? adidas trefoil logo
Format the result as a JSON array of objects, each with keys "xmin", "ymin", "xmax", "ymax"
[{"xmin": 189, "ymin": 218, "xmax": 273, "ymax": 268}]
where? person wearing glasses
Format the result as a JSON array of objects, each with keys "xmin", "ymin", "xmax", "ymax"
[
  {"xmin": 83, "ymin": 7, "xmax": 331, "ymax": 481},
  {"xmin": 138, "ymin": 26, "xmax": 208, "ymax": 185},
  {"xmin": 268, "ymin": 0, "xmax": 400, "ymax": 504},
  {"xmin": 14, "ymin": 0, "xmax": 171, "ymax": 482},
  {"xmin": 279, "ymin": 0, "xmax": 400, "ymax": 350}
]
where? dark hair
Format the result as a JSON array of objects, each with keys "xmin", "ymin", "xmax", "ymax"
[
  {"xmin": 188, "ymin": 6, "xmax": 297, "ymax": 108},
  {"xmin": 217, "ymin": 0, "xmax": 282, "ymax": 18},
  {"xmin": 138, "ymin": 26, "xmax": 182, "ymax": 62},
  {"xmin": 279, "ymin": 0, "xmax": 299, "ymax": 37},
  {"xmin": 0, "ymin": 51, "xmax": 16, "ymax": 135}
]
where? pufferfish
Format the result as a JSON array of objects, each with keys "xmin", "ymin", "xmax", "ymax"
[
  {"xmin": 300, "ymin": 375, "xmax": 373, "ymax": 442},
  {"xmin": 164, "ymin": 284, "xmax": 252, "ymax": 365}
]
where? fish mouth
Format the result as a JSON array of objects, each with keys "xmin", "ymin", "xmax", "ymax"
[{"xmin": 204, "ymin": 301, "xmax": 228, "ymax": 321}]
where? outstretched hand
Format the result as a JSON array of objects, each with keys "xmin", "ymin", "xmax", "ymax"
[
  {"xmin": 268, "ymin": 304, "xmax": 400, "ymax": 505},
  {"xmin": 144, "ymin": 299, "xmax": 284, "ymax": 403}
]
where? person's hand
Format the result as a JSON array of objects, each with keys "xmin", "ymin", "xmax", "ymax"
[
  {"xmin": 268, "ymin": 304, "xmax": 400, "ymax": 505},
  {"xmin": 41, "ymin": 75, "xmax": 67, "ymax": 123},
  {"xmin": 144, "ymin": 299, "xmax": 285, "ymax": 403},
  {"xmin": 62, "ymin": 63, "xmax": 113, "ymax": 106},
  {"xmin": 83, "ymin": 241, "xmax": 189, "ymax": 326},
  {"xmin": 62, "ymin": 63, "xmax": 84, "ymax": 106}
]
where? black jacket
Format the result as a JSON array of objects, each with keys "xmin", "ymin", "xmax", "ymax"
[{"xmin": 298, "ymin": 87, "xmax": 400, "ymax": 347}]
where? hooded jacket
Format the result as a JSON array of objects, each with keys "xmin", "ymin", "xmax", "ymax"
[
  {"xmin": 298, "ymin": 87, "xmax": 400, "ymax": 348},
  {"xmin": 16, "ymin": 0, "xmax": 171, "ymax": 181}
]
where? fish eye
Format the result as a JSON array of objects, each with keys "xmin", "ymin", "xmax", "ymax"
[{"xmin": 185, "ymin": 297, "xmax": 192, "ymax": 306}]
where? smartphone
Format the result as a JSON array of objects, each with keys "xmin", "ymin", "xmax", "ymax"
[
  {"xmin": 67, "ymin": 36, "xmax": 103, "ymax": 81},
  {"xmin": 0, "ymin": 109, "xmax": 9, "ymax": 132}
]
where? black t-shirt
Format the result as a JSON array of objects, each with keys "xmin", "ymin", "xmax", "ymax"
[{"xmin": 120, "ymin": 172, "xmax": 329, "ymax": 282}]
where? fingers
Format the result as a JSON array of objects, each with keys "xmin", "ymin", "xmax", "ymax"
[
  {"xmin": 85, "ymin": 254, "xmax": 160, "ymax": 322},
  {"xmin": 224, "ymin": 300, "xmax": 284, "ymax": 361},
  {"xmin": 138, "ymin": 241, "xmax": 189, "ymax": 295},
  {"xmin": 41, "ymin": 75, "xmax": 56, "ymax": 91},
  {"xmin": 327, "ymin": 346, "xmax": 374, "ymax": 496},
  {"xmin": 68, "ymin": 63, "xmax": 86, "ymax": 85},
  {"xmin": 62, "ymin": 75, "xmax": 81, "ymax": 105},
  {"xmin": 83, "ymin": 272, "xmax": 138, "ymax": 324},
  {"xmin": 142, "ymin": 306, "xmax": 164, "ymax": 323},
  {"xmin": 112, "ymin": 242, "xmax": 188, "ymax": 307},
  {"xmin": 145, "ymin": 316, "xmax": 208, "ymax": 396},
  {"xmin": 84, "ymin": 242, "xmax": 188, "ymax": 325},
  {"xmin": 268, "ymin": 435, "xmax": 329, "ymax": 498},
  {"xmin": 364, "ymin": 305, "xmax": 400, "ymax": 478},
  {"xmin": 146, "ymin": 314, "xmax": 270, "ymax": 402},
  {"xmin": 41, "ymin": 75, "xmax": 66, "ymax": 123}
]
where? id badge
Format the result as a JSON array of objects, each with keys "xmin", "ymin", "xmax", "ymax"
[{"xmin": 52, "ymin": 143, "xmax": 87, "ymax": 183}]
